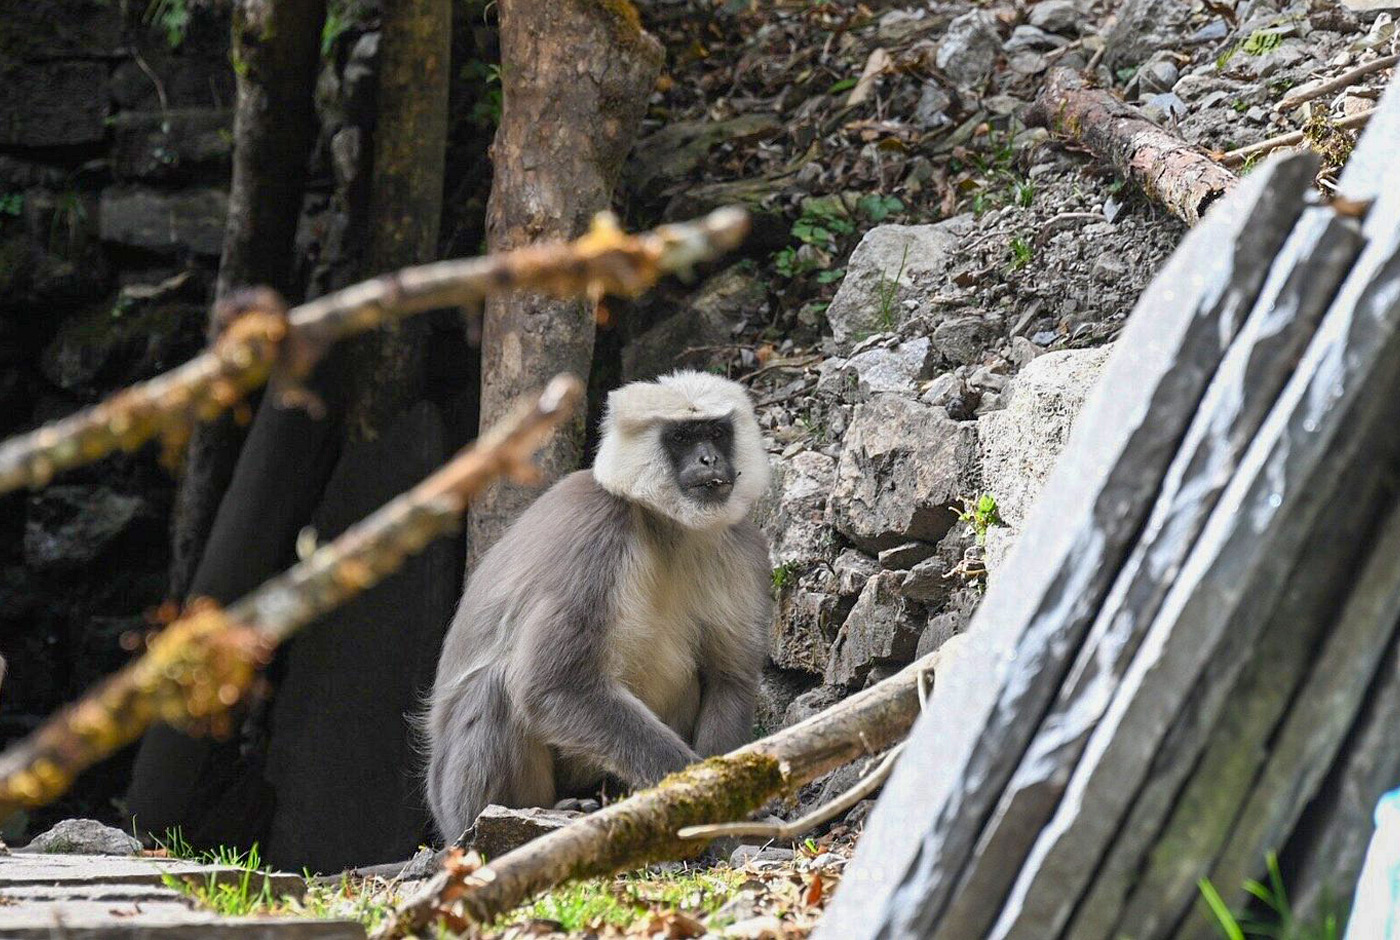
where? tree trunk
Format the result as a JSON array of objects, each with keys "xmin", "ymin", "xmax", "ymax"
[
  {"xmin": 466, "ymin": 0, "xmax": 663, "ymax": 570},
  {"xmin": 169, "ymin": 0, "xmax": 326, "ymax": 599}
]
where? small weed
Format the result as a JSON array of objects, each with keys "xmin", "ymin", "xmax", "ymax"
[
  {"xmin": 772, "ymin": 198, "xmax": 857, "ymax": 279},
  {"xmin": 144, "ymin": 0, "xmax": 190, "ymax": 49},
  {"xmin": 0, "ymin": 192, "xmax": 23, "ymax": 217},
  {"xmin": 875, "ymin": 242, "xmax": 911, "ymax": 330},
  {"xmin": 957, "ymin": 493, "xmax": 1003, "ymax": 546},
  {"xmin": 1006, "ymin": 236, "xmax": 1033, "ymax": 272},
  {"xmin": 321, "ymin": 0, "xmax": 366, "ymax": 56},
  {"xmin": 1232, "ymin": 99, "xmax": 1250, "ymax": 113},
  {"xmin": 827, "ymin": 77, "xmax": 857, "ymax": 94},
  {"xmin": 1198, "ymin": 852, "xmax": 1346, "ymax": 940},
  {"xmin": 1218, "ymin": 28, "xmax": 1285, "ymax": 69},
  {"xmin": 163, "ymin": 844, "xmax": 283, "ymax": 917},
  {"xmin": 771, "ymin": 563, "xmax": 797, "ymax": 593},
  {"xmin": 461, "ymin": 59, "xmax": 504, "ymax": 131},
  {"xmin": 856, "ymin": 193, "xmax": 904, "ymax": 223}
]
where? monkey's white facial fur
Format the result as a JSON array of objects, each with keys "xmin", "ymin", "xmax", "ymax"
[{"xmin": 593, "ymin": 370, "xmax": 771, "ymax": 530}]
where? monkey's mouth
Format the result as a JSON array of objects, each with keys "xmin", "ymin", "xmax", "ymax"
[{"xmin": 685, "ymin": 477, "xmax": 735, "ymax": 504}]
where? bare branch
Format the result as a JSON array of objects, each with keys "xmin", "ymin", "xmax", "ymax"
[
  {"xmin": 0, "ymin": 376, "xmax": 583, "ymax": 821},
  {"xmin": 1276, "ymin": 54, "xmax": 1398, "ymax": 112},
  {"xmin": 1221, "ymin": 108, "xmax": 1376, "ymax": 167},
  {"xmin": 0, "ymin": 209, "xmax": 749, "ymax": 495}
]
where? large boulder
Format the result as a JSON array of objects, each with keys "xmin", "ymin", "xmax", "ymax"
[
  {"xmin": 825, "ymin": 222, "xmax": 964, "ymax": 352},
  {"xmin": 771, "ymin": 571, "xmax": 845, "ymax": 675},
  {"xmin": 978, "ymin": 346, "xmax": 1112, "ymax": 530},
  {"xmin": 828, "ymin": 395, "xmax": 979, "ymax": 552}
]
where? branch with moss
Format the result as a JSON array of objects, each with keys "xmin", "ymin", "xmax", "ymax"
[
  {"xmin": 372, "ymin": 636, "xmax": 968, "ymax": 939},
  {"xmin": 0, "ymin": 376, "xmax": 583, "ymax": 821},
  {"xmin": 0, "ymin": 208, "xmax": 749, "ymax": 495}
]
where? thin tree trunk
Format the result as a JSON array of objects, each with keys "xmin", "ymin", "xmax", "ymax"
[
  {"xmin": 466, "ymin": 0, "xmax": 663, "ymax": 570},
  {"xmin": 170, "ymin": 0, "xmax": 326, "ymax": 598},
  {"xmin": 342, "ymin": 0, "xmax": 453, "ymax": 440}
]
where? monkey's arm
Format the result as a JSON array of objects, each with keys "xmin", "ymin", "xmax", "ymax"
[{"xmin": 518, "ymin": 665, "xmax": 700, "ymax": 788}]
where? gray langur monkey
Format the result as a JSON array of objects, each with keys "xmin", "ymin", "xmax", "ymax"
[{"xmin": 423, "ymin": 370, "xmax": 773, "ymax": 842}]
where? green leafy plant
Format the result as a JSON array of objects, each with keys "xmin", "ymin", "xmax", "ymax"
[
  {"xmin": 1198, "ymin": 853, "xmax": 1346, "ymax": 940},
  {"xmin": 163, "ymin": 843, "xmax": 283, "ymax": 917},
  {"xmin": 772, "ymin": 198, "xmax": 855, "ymax": 279},
  {"xmin": 462, "ymin": 59, "xmax": 504, "ymax": 131},
  {"xmin": 957, "ymin": 493, "xmax": 1003, "ymax": 547},
  {"xmin": 0, "ymin": 192, "xmax": 22, "ymax": 217},
  {"xmin": 1218, "ymin": 28, "xmax": 1285, "ymax": 69},
  {"xmin": 145, "ymin": 0, "xmax": 191, "ymax": 49},
  {"xmin": 771, "ymin": 563, "xmax": 797, "ymax": 593},
  {"xmin": 320, "ymin": 0, "xmax": 367, "ymax": 56},
  {"xmin": 857, "ymin": 193, "xmax": 904, "ymax": 223}
]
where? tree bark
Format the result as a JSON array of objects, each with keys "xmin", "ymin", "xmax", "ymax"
[
  {"xmin": 342, "ymin": 0, "xmax": 453, "ymax": 440},
  {"xmin": 1028, "ymin": 67, "xmax": 1238, "ymax": 226},
  {"xmin": 170, "ymin": 0, "xmax": 327, "ymax": 599},
  {"xmin": 466, "ymin": 0, "xmax": 663, "ymax": 570}
]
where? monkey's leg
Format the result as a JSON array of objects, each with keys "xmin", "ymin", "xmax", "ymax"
[
  {"xmin": 427, "ymin": 673, "xmax": 554, "ymax": 843},
  {"xmin": 694, "ymin": 673, "xmax": 758, "ymax": 757}
]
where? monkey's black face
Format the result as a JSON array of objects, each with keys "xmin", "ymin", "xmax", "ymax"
[{"xmin": 662, "ymin": 418, "xmax": 737, "ymax": 505}]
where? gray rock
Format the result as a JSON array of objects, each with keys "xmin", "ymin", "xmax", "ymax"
[
  {"xmin": 784, "ymin": 685, "xmax": 846, "ymax": 727},
  {"xmin": 0, "ymin": 61, "xmax": 108, "ymax": 147},
  {"xmin": 899, "ymin": 528, "xmax": 972, "ymax": 606},
  {"xmin": 916, "ymin": 610, "xmax": 966, "ymax": 659},
  {"xmin": 1091, "ymin": 254, "xmax": 1129, "ymax": 283},
  {"xmin": 24, "ymin": 820, "xmax": 140, "ymax": 856},
  {"xmin": 914, "ymin": 81, "xmax": 953, "ymax": 129},
  {"xmin": 979, "ymin": 346, "xmax": 1112, "ymax": 528},
  {"xmin": 468, "ymin": 806, "xmax": 582, "ymax": 859},
  {"xmin": 834, "ymin": 548, "xmax": 880, "ymax": 596},
  {"xmin": 762, "ymin": 449, "xmax": 837, "ymax": 569},
  {"xmin": 826, "ymin": 572, "xmax": 922, "ymax": 686},
  {"xmin": 936, "ymin": 11, "xmax": 1003, "ymax": 89},
  {"xmin": 330, "ymin": 127, "xmax": 364, "ymax": 189},
  {"xmin": 826, "ymin": 223, "xmax": 961, "ymax": 352},
  {"xmin": 1103, "ymin": 0, "xmax": 1194, "ymax": 70},
  {"xmin": 1141, "ymin": 92, "xmax": 1188, "ymax": 124},
  {"xmin": 24, "ymin": 486, "xmax": 146, "ymax": 570},
  {"xmin": 844, "ymin": 338, "xmax": 937, "ymax": 397},
  {"xmin": 1132, "ymin": 56, "xmax": 1180, "ymax": 98},
  {"xmin": 99, "ymin": 187, "xmax": 229, "ymax": 257},
  {"xmin": 829, "ymin": 395, "xmax": 979, "ymax": 551},
  {"xmin": 1028, "ymin": 0, "xmax": 1080, "ymax": 33},
  {"xmin": 111, "ymin": 109, "xmax": 233, "ymax": 182},
  {"xmin": 933, "ymin": 316, "xmax": 998, "ymax": 366},
  {"xmin": 623, "ymin": 264, "xmax": 765, "ymax": 380}
]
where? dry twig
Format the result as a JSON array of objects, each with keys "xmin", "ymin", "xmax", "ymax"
[
  {"xmin": 0, "ymin": 209, "xmax": 749, "ymax": 495},
  {"xmin": 1221, "ymin": 108, "xmax": 1376, "ymax": 166},
  {"xmin": 373, "ymin": 639, "xmax": 966, "ymax": 938},
  {"xmin": 1277, "ymin": 54, "xmax": 1398, "ymax": 112},
  {"xmin": 0, "ymin": 376, "xmax": 584, "ymax": 821}
]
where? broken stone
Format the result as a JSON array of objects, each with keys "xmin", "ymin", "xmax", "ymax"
[
  {"xmin": 772, "ymin": 577, "xmax": 844, "ymax": 675},
  {"xmin": 825, "ymin": 222, "xmax": 961, "ymax": 352},
  {"xmin": 877, "ymin": 542, "xmax": 936, "ymax": 570},
  {"xmin": 914, "ymin": 81, "xmax": 953, "ymax": 129},
  {"xmin": 834, "ymin": 548, "xmax": 880, "ymax": 597},
  {"xmin": 933, "ymin": 315, "xmax": 998, "ymax": 366},
  {"xmin": 759, "ymin": 449, "xmax": 837, "ymax": 569},
  {"xmin": 1028, "ymin": 0, "xmax": 1080, "ymax": 33},
  {"xmin": 731, "ymin": 845, "xmax": 796, "ymax": 866},
  {"xmin": 1142, "ymin": 92, "xmax": 1189, "ymax": 124},
  {"xmin": 936, "ymin": 11, "xmax": 1003, "ymax": 89},
  {"xmin": 468, "ymin": 805, "xmax": 582, "ymax": 859},
  {"xmin": 899, "ymin": 528, "xmax": 973, "ymax": 606},
  {"xmin": 0, "ymin": 61, "xmax": 108, "ymax": 147},
  {"xmin": 623, "ymin": 264, "xmax": 766, "ymax": 381},
  {"xmin": 23, "ymin": 819, "xmax": 140, "ymax": 856},
  {"xmin": 784, "ymin": 685, "xmax": 846, "ymax": 727},
  {"xmin": 1004, "ymin": 25, "xmax": 1067, "ymax": 52},
  {"xmin": 843, "ymin": 337, "xmax": 937, "ymax": 397},
  {"xmin": 826, "ymin": 572, "xmax": 922, "ymax": 687},
  {"xmin": 829, "ymin": 395, "xmax": 979, "ymax": 551}
]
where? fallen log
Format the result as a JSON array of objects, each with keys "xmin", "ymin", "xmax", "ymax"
[
  {"xmin": 1028, "ymin": 67, "xmax": 1238, "ymax": 225},
  {"xmin": 371, "ymin": 637, "xmax": 969, "ymax": 939}
]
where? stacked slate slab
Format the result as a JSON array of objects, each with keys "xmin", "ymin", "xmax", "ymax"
[{"xmin": 818, "ymin": 75, "xmax": 1400, "ymax": 940}]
